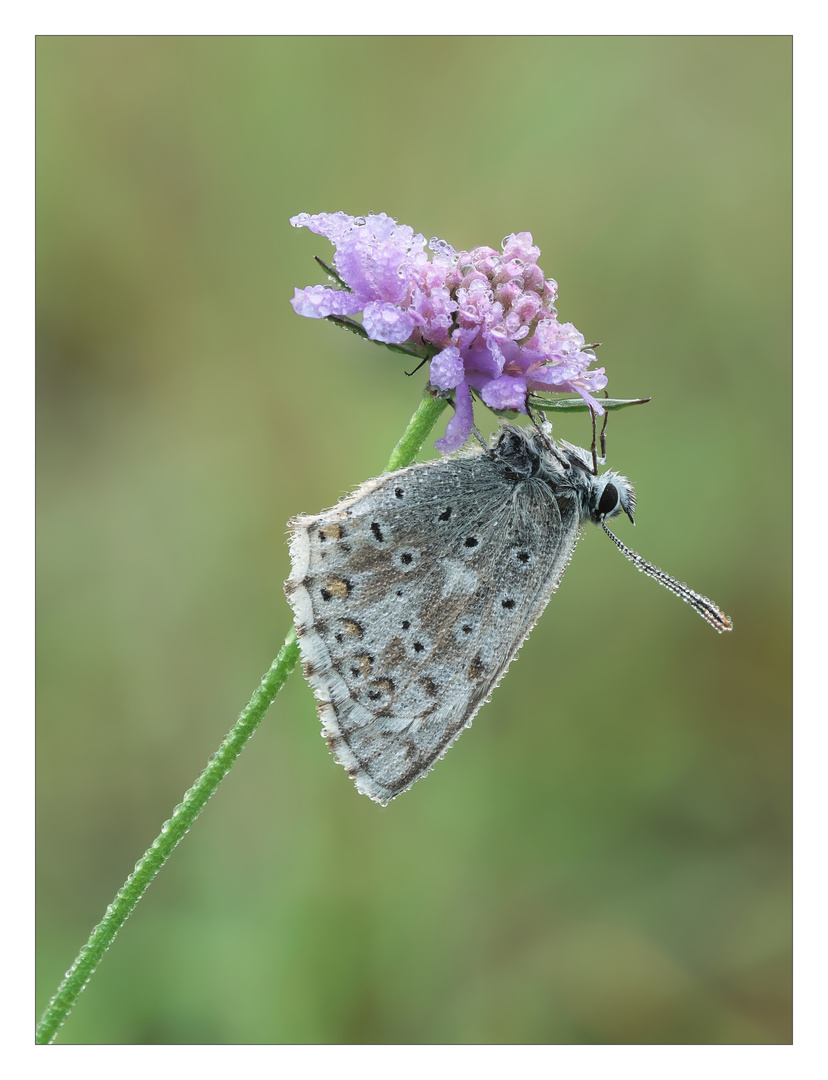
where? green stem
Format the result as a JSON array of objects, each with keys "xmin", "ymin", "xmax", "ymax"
[
  {"xmin": 35, "ymin": 390, "xmax": 448, "ymax": 1044},
  {"xmin": 385, "ymin": 390, "xmax": 448, "ymax": 472}
]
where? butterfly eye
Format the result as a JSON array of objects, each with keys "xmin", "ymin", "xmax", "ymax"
[{"xmin": 597, "ymin": 481, "xmax": 619, "ymax": 519}]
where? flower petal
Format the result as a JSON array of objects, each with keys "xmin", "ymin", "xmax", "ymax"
[
  {"xmin": 480, "ymin": 374, "xmax": 528, "ymax": 411},
  {"xmin": 290, "ymin": 212, "xmax": 356, "ymax": 246},
  {"xmin": 290, "ymin": 285, "xmax": 364, "ymax": 319},
  {"xmin": 435, "ymin": 381, "xmax": 474, "ymax": 454},
  {"xmin": 335, "ymin": 216, "xmax": 427, "ymax": 303},
  {"xmin": 430, "ymin": 346, "xmax": 465, "ymax": 391},
  {"xmin": 362, "ymin": 301, "xmax": 418, "ymax": 344}
]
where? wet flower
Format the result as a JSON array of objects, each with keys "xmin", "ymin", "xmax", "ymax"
[{"xmin": 291, "ymin": 212, "xmax": 607, "ymax": 452}]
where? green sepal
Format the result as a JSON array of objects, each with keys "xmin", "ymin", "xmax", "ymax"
[
  {"xmin": 324, "ymin": 313, "xmax": 369, "ymax": 337},
  {"xmin": 527, "ymin": 394, "xmax": 652, "ymax": 413},
  {"xmin": 324, "ymin": 315, "xmax": 433, "ymax": 361},
  {"xmin": 313, "ymin": 256, "xmax": 351, "ymax": 290}
]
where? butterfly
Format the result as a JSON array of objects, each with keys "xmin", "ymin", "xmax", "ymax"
[{"xmin": 285, "ymin": 423, "xmax": 731, "ymax": 804}]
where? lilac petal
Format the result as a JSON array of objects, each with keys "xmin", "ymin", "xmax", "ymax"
[
  {"xmin": 452, "ymin": 325, "xmax": 482, "ymax": 353},
  {"xmin": 290, "ymin": 285, "xmax": 365, "ymax": 319},
  {"xmin": 493, "ymin": 259, "xmax": 526, "ymax": 285},
  {"xmin": 337, "ymin": 242, "xmax": 405, "ymax": 303},
  {"xmin": 522, "ymin": 264, "xmax": 544, "ymax": 292},
  {"xmin": 335, "ymin": 217, "xmax": 427, "ymax": 303},
  {"xmin": 557, "ymin": 322, "xmax": 586, "ymax": 347},
  {"xmin": 362, "ymin": 301, "xmax": 418, "ymax": 344},
  {"xmin": 463, "ymin": 338, "xmax": 502, "ymax": 380},
  {"xmin": 456, "ymin": 278, "xmax": 500, "ymax": 329},
  {"xmin": 415, "ymin": 261, "xmax": 452, "ymax": 294},
  {"xmin": 435, "ymin": 380, "xmax": 474, "ymax": 454},
  {"xmin": 562, "ymin": 386, "xmax": 606, "ymax": 415},
  {"xmin": 469, "ymin": 246, "xmax": 501, "ymax": 275},
  {"xmin": 483, "ymin": 330, "xmax": 507, "ymax": 372},
  {"xmin": 525, "ymin": 364, "xmax": 577, "ymax": 389},
  {"xmin": 292, "ymin": 212, "xmax": 428, "ymax": 304},
  {"xmin": 480, "ymin": 374, "xmax": 528, "ymax": 411},
  {"xmin": 430, "ymin": 346, "xmax": 464, "ymax": 391},
  {"xmin": 290, "ymin": 212, "xmax": 356, "ymax": 246},
  {"xmin": 493, "ymin": 280, "xmax": 523, "ymax": 309},
  {"xmin": 501, "ymin": 232, "xmax": 540, "ymax": 264},
  {"xmin": 513, "ymin": 291, "xmax": 542, "ymax": 323},
  {"xmin": 483, "ymin": 330, "xmax": 524, "ymax": 374},
  {"xmin": 529, "ymin": 318, "xmax": 563, "ymax": 353},
  {"xmin": 525, "ymin": 366, "xmax": 608, "ymax": 413},
  {"xmin": 574, "ymin": 364, "xmax": 608, "ymax": 391},
  {"xmin": 410, "ymin": 285, "xmax": 456, "ymax": 345},
  {"xmin": 508, "ymin": 344, "xmax": 545, "ymax": 374}
]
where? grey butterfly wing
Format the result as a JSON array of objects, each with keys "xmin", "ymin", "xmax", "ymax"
[{"xmin": 285, "ymin": 446, "xmax": 580, "ymax": 804}]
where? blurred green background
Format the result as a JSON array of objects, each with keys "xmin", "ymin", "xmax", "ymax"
[{"xmin": 36, "ymin": 37, "xmax": 791, "ymax": 1044}]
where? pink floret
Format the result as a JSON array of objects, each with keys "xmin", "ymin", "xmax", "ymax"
[{"xmin": 291, "ymin": 213, "xmax": 608, "ymax": 451}]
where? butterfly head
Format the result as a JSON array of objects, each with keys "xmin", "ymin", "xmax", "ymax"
[
  {"xmin": 566, "ymin": 464, "xmax": 637, "ymax": 527},
  {"xmin": 553, "ymin": 439, "xmax": 636, "ymax": 526},
  {"xmin": 588, "ymin": 469, "xmax": 636, "ymax": 526}
]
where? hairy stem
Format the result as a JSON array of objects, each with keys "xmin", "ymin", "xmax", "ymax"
[{"xmin": 385, "ymin": 391, "xmax": 448, "ymax": 472}]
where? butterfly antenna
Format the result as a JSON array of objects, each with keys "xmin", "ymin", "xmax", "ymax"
[{"xmin": 601, "ymin": 522, "xmax": 733, "ymax": 632}]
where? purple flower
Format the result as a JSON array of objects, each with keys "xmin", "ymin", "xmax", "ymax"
[{"xmin": 291, "ymin": 212, "xmax": 608, "ymax": 453}]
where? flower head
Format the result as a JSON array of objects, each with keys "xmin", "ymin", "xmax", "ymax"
[{"xmin": 291, "ymin": 212, "xmax": 608, "ymax": 452}]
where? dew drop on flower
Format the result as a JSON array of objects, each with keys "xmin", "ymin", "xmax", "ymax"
[{"xmin": 429, "ymin": 237, "xmax": 454, "ymax": 258}]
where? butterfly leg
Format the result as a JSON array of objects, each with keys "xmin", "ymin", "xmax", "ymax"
[
  {"xmin": 527, "ymin": 404, "xmax": 571, "ymax": 471},
  {"xmin": 587, "ymin": 393, "xmax": 611, "ymax": 475},
  {"xmin": 599, "ymin": 391, "xmax": 609, "ymax": 465},
  {"xmin": 588, "ymin": 407, "xmax": 599, "ymax": 475}
]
